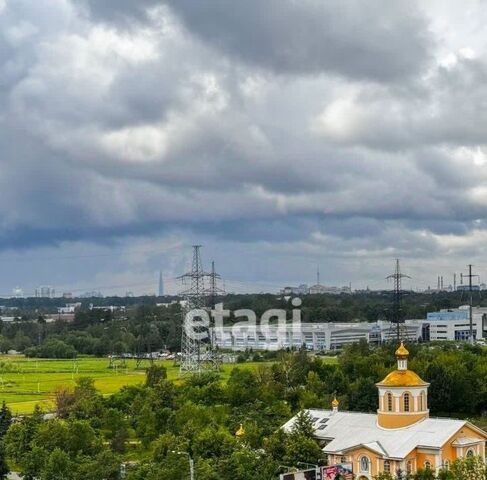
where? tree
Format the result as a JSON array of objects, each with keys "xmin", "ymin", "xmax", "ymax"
[
  {"xmin": 19, "ymin": 446, "xmax": 47, "ymax": 480},
  {"xmin": 0, "ymin": 442, "xmax": 9, "ymax": 480},
  {"xmin": 41, "ymin": 448, "xmax": 74, "ymax": 480},
  {"xmin": 226, "ymin": 369, "xmax": 260, "ymax": 406},
  {"xmin": 284, "ymin": 433, "xmax": 324, "ymax": 467},
  {"xmin": 219, "ymin": 447, "xmax": 279, "ymax": 480},
  {"xmin": 413, "ymin": 467, "xmax": 436, "ymax": 480},
  {"xmin": 66, "ymin": 420, "xmax": 99, "ymax": 456},
  {"xmin": 25, "ymin": 339, "xmax": 76, "ymax": 359},
  {"xmin": 145, "ymin": 364, "xmax": 167, "ymax": 388},
  {"xmin": 69, "ymin": 377, "xmax": 105, "ymax": 421},
  {"xmin": 136, "ymin": 404, "xmax": 158, "ymax": 447},
  {"xmin": 152, "ymin": 433, "xmax": 188, "ymax": 462},
  {"xmin": 54, "ymin": 387, "xmax": 75, "ymax": 419},
  {"xmin": 74, "ymin": 450, "xmax": 121, "ymax": 480},
  {"xmin": 437, "ymin": 468, "xmax": 454, "ymax": 480},
  {"xmin": 291, "ymin": 410, "xmax": 315, "ymax": 437},
  {"xmin": 0, "ymin": 337, "xmax": 11, "ymax": 354},
  {"xmin": 192, "ymin": 426, "xmax": 236, "ymax": 459},
  {"xmin": 4, "ymin": 407, "xmax": 43, "ymax": 465},
  {"xmin": 450, "ymin": 455, "xmax": 487, "ymax": 480},
  {"xmin": 103, "ymin": 408, "xmax": 129, "ymax": 453},
  {"xmin": 0, "ymin": 402, "xmax": 12, "ymax": 438}
]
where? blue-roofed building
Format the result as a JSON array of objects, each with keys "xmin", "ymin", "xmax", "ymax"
[
  {"xmin": 427, "ymin": 310, "xmax": 468, "ymax": 321},
  {"xmin": 425, "ymin": 307, "xmax": 486, "ymax": 341}
]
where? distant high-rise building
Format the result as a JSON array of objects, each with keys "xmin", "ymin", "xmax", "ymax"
[
  {"xmin": 158, "ymin": 271, "xmax": 164, "ymax": 296},
  {"xmin": 35, "ymin": 286, "xmax": 55, "ymax": 298}
]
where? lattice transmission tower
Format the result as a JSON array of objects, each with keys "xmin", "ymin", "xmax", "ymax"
[
  {"xmin": 206, "ymin": 260, "xmax": 226, "ymax": 354},
  {"xmin": 386, "ymin": 259, "xmax": 412, "ymax": 343},
  {"xmin": 460, "ymin": 264, "xmax": 480, "ymax": 344},
  {"xmin": 178, "ymin": 246, "xmax": 223, "ymax": 374}
]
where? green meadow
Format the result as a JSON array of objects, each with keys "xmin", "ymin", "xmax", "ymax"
[
  {"xmin": 0, "ymin": 356, "xmax": 260, "ymax": 415},
  {"xmin": 0, "ymin": 355, "xmax": 338, "ymax": 415}
]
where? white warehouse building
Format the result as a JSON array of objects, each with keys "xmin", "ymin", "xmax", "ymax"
[
  {"xmin": 211, "ymin": 320, "xmax": 423, "ymax": 352},
  {"xmin": 210, "ymin": 305, "xmax": 487, "ymax": 352}
]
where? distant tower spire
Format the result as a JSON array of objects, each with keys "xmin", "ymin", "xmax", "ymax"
[
  {"xmin": 317, "ymin": 265, "xmax": 320, "ymax": 285},
  {"xmin": 158, "ymin": 271, "xmax": 164, "ymax": 297}
]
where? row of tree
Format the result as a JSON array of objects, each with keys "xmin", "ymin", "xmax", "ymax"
[
  {"xmin": 0, "ymin": 342, "xmax": 484, "ymax": 478},
  {"xmin": 0, "ymin": 289, "xmax": 486, "ymax": 358}
]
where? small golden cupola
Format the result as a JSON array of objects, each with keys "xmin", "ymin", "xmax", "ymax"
[
  {"xmin": 331, "ymin": 396, "xmax": 339, "ymax": 413},
  {"xmin": 235, "ymin": 424, "xmax": 245, "ymax": 438},
  {"xmin": 376, "ymin": 342, "xmax": 430, "ymax": 429}
]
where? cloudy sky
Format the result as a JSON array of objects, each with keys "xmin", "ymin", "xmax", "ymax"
[{"xmin": 1, "ymin": 0, "xmax": 487, "ymax": 296}]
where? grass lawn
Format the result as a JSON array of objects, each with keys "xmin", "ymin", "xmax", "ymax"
[
  {"xmin": 0, "ymin": 354, "xmax": 338, "ymax": 415},
  {"xmin": 0, "ymin": 355, "xmax": 338, "ymax": 415}
]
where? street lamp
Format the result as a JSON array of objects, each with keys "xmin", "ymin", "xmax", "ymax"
[{"xmin": 171, "ymin": 451, "xmax": 195, "ymax": 480}]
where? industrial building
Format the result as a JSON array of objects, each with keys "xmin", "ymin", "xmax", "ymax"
[
  {"xmin": 424, "ymin": 306, "xmax": 487, "ymax": 341},
  {"xmin": 211, "ymin": 305, "xmax": 487, "ymax": 352},
  {"xmin": 211, "ymin": 319, "xmax": 424, "ymax": 352}
]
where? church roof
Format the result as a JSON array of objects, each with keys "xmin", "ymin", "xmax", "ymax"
[
  {"xmin": 376, "ymin": 369, "xmax": 429, "ymax": 387},
  {"xmin": 451, "ymin": 436, "xmax": 484, "ymax": 446},
  {"xmin": 282, "ymin": 410, "xmax": 483, "ymax": 459}
]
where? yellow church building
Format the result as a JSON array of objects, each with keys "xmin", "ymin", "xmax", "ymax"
[{"xmin": 283, "ymin": 343, "xmax": 487, "ymax": 478}]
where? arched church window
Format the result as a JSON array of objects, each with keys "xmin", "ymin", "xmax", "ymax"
[
  {"xmin": 406, "ymin": 461, "xmax": 412, "ymax": 474},
  {"xmin": 387, "ymin": 392, "xmax": 393, "ymax": 412},
  {"xmin": 403, "ymin": 392, "xmax": 410, "ymax": 412},
  {"xmin": 424, "ymin": 461, "xmax": 432, "ymax": 470},
  {"xmin": 384, "ymin": 460, "xmax": 391, "ymax": 473},
  {"xmin": 466, "ymin": 448, "xmax": 475, "ymax": 457},
  {"xmin": 360, "ymin": 456, "xmax": 370, "ymax": 472},
  {"xmin": 444, "ymin": 460, "xmax": 450, "ymax": 470}
]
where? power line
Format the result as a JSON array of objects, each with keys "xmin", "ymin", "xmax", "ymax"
[
  {"xmin": 386, "ymin": 259, "xmax": 411, "ymax": 343},
  {"xmin": 460, "ymin": 264, "xmax": 480, "ymax": 345},
  {"xmin": 178, "ymin": 245, "xmax": 221, "ymax": 375}
]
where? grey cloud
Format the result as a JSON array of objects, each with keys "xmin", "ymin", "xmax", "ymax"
[
  {"xmin": 79, "ymin": 0, "xmax": 160, "ymax": 26},
  {"xmin": 80, "ymin": 0, "xmax": 433, "ymax": 82},
  {"xmin": 1, "ymin": 0, "xmax": 487, "ymax": 293},
  {"xmin": 164, "ymin": 0, "xmax": 432, "ymax": 81},
  {"xmin": 316, "ymin": 57, "xmax": 487, "ymax": 151}
]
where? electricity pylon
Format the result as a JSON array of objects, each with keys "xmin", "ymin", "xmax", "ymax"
[
  {"xmin": 178, "ymin": 246, "xmax": 222, "ymax": 374},
  {"xmin": 386, "ymin": 259, "xmax": 412, "ymax": 343}
]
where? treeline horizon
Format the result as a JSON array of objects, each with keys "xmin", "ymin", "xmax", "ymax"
[{"xmin": 0, "ymin": 290, "xmax": 484, "ymax": 358}]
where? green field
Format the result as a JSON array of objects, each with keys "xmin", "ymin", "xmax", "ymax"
[
  {"xmin": 0, "ymin": 356, "xmax": 240, "ymax": 415},
  {"xmin": 0, "ymin": 355, "xmax": 338, "ymax": 415}
]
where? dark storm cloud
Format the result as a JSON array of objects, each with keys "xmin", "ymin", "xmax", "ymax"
[
  {"xmin": 2, "ymin": 0, "xmax": 487, "ymax": 292},
  {"xmin": 168, "ymin": 0, "xmax": 432, "ymax": 81},
  {"xmin": 82, "ymin": 0, "xmax": 433, "ymax": 82}
]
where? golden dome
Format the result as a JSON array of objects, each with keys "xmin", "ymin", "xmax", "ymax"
[
  {"xmin": 331, "ymin": 397, "xmax": 339, "ymax": 408},
  {"xmin": 235, "ymin": 424, "xmax": 245, "ymax": 437},
  {"xmin": 395, "ymin": 341, "xmax": 409, "ymax": 358},
  {"xmin": 377, "ymin": 369, "xmax": 428, "ymax": 387}
]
